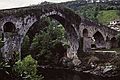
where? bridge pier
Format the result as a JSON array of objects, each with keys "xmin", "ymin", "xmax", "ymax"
[
  {"xmin": 65, "ymin": 25, "xmax": 81, "ymax": 66},
  {"xmin": 105, "ymin": 41, "xmax": 111, "ymax": 49},
  {"xmin": 1, "ymin": 32, "xmax": 23, "ymax": 61},
  {"xmin": 83, "ymin": 37, "xmax": 92, "ymax": 52}
]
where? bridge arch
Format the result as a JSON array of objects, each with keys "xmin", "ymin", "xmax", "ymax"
[
  {"xmin": 3, "ymin": 22, "xmax": 16, "ymax": 32},
  {"xmin": 93, "ymin": 31, "xmax": 105, "ymax": 48},
  {"xmin": 2, "ymin": 22, "xmax": 16, "ymax": 41},
  {"xmin": 23, "ymin": 15, "xmax": 78, "ymax": 58},
  {"xmin": 17, "ymin": 4, "xmax": 81, "ymax": 61},
  {"xmin": 83, "ymin": 28, "xmax": 88, "ymax": 37}
]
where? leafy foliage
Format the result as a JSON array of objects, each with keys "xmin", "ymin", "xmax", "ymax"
[
  {"xmin": 22, "ymin": 18, "xmax": 68, "ymax": 65},
  {"xmin": 62, "ymin": 1, "xmax": 120, "ymax": 25},
  {"xmin": 76, "ymin": 4, "xmax": 99, "ymax": 21},
  {"xmin": 13, "ymin": 55, "xmax": 43, "ymax": 80},
  {"xmin": 32, "ymin": 20, "xmax": 67, "ymax": 64}
]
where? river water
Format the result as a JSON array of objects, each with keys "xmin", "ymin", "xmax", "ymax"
[{"xmin": 39, "ymin": 68, "xmax": 120, "ymax": 80}]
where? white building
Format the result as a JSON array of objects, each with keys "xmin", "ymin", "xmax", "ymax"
[{"xmin": 108, "ymin": 19, "xmax": 120, "ymax": 31}]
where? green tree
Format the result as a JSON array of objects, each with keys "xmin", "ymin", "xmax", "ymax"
[
  {"xmin": 76, "ymin": 4, "xmax": 99, "ymax": 21},
  {"xmin": 13, "ymin": 55, "xmax": 43, "ymax": 80},
  {"xmin": 22, "ymin": 18, "xmax": 68, "ymax": 65}
]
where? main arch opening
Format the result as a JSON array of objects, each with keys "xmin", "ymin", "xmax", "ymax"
[
  {"xmin": 21, "ymin": 14, "xmax": 78, "ymax": 66},
  {"xmin": 93, "ymin": 31, "xmax": 105, "ymax": 49}
]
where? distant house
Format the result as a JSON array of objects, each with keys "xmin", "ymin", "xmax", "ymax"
[
  {"xmin": 108, "ymin": 19, "xmax": 120, "ymax": 31},
  {"xmin": 109, "ymin": 19, "xmax": 120, "ymax": 26}
]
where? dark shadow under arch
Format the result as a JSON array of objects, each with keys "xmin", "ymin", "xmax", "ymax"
[
  {"xmin": 83, "ymin": 28, "xmax": 88, "ymax": 37},
  {"xmin": 93, "ymin": 31, "xmax": 105, "ymax": 48},
  {"xmin": 3, "ymin": 22, "xmax": 16, "ymax": 32},
  {"xmin": 2, "ymin": 22, "xmax": 16, "ymax": 41}
]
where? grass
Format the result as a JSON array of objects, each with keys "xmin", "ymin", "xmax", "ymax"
[{"xmin": 97, "ymin": 10, "xmax": 120, "ymax": 25}]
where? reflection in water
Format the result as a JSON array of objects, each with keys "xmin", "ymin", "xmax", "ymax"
[{"xmin": 39, "ymin": 68, "xmax": 120, "ymax": 80}]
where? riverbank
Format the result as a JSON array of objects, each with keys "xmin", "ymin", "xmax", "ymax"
[
  {"xmin": 77, "ymin": 50, "xmax": 120, "ymax": 77},
  {"xmin": 40, "ymin": 50, "xmax": 120, "ymax": 78},
  {"xmin": 38, "ymin": 66, "xmax": 120, "ymax": 80}
]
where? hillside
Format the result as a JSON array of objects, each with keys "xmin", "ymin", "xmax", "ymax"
[
  {"xmin": 60, "ymin": 1, "xmax": 120, "ymax": 25},
  {"xmin": 97, "ymin": 10, "xmax": 120, "ymax": 25}
]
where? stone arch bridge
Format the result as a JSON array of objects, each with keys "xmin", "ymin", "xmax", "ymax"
[
  {"xmin": 0, "ymin": 3, "xmax": 118, "ymax": 63},
  {"xmin": 79, "ymin": 17, "xmax": 119, "ymax": 52}
]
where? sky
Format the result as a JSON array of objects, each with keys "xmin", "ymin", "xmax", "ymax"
[{"xmin": 0, "ymin": 0, "xmax": 74, "ymax": 9}]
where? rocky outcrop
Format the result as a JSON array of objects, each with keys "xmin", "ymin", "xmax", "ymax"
[{"xmin": 77, "ymin": 51, "xmax": 120, "ymax": 77}]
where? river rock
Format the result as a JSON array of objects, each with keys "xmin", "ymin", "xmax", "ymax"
[
  {"xmin": 72, "ymin": 55, "xmax": 81, "ymax": 67},
  {"xmin": 80, "ymin": 51, "xmax": 120, "ymax": 77}
]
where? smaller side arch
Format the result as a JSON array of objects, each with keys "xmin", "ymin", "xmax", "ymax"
[
  {"xmin": 92, "ymin": 29, "xmax": 106, "ymax": 41},
  {"xmin": 93, "ymin": 31, "xmax": 105, "ymax": 49},
  {"xmin": 3, "ymin": 22, "xmax": 16, "ymax": 32},
  {"xmin": 83, "ymin": 28, "xmax": 88, "ymax": 37},
  {"xmin": 2, "ymin": 22, "xmax": 16, "ymax": 41}
]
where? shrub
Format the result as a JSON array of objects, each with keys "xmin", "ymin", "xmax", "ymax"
[{"xmin": 13, "ymin": 55, "xmax": 43, "ymax": 80}]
